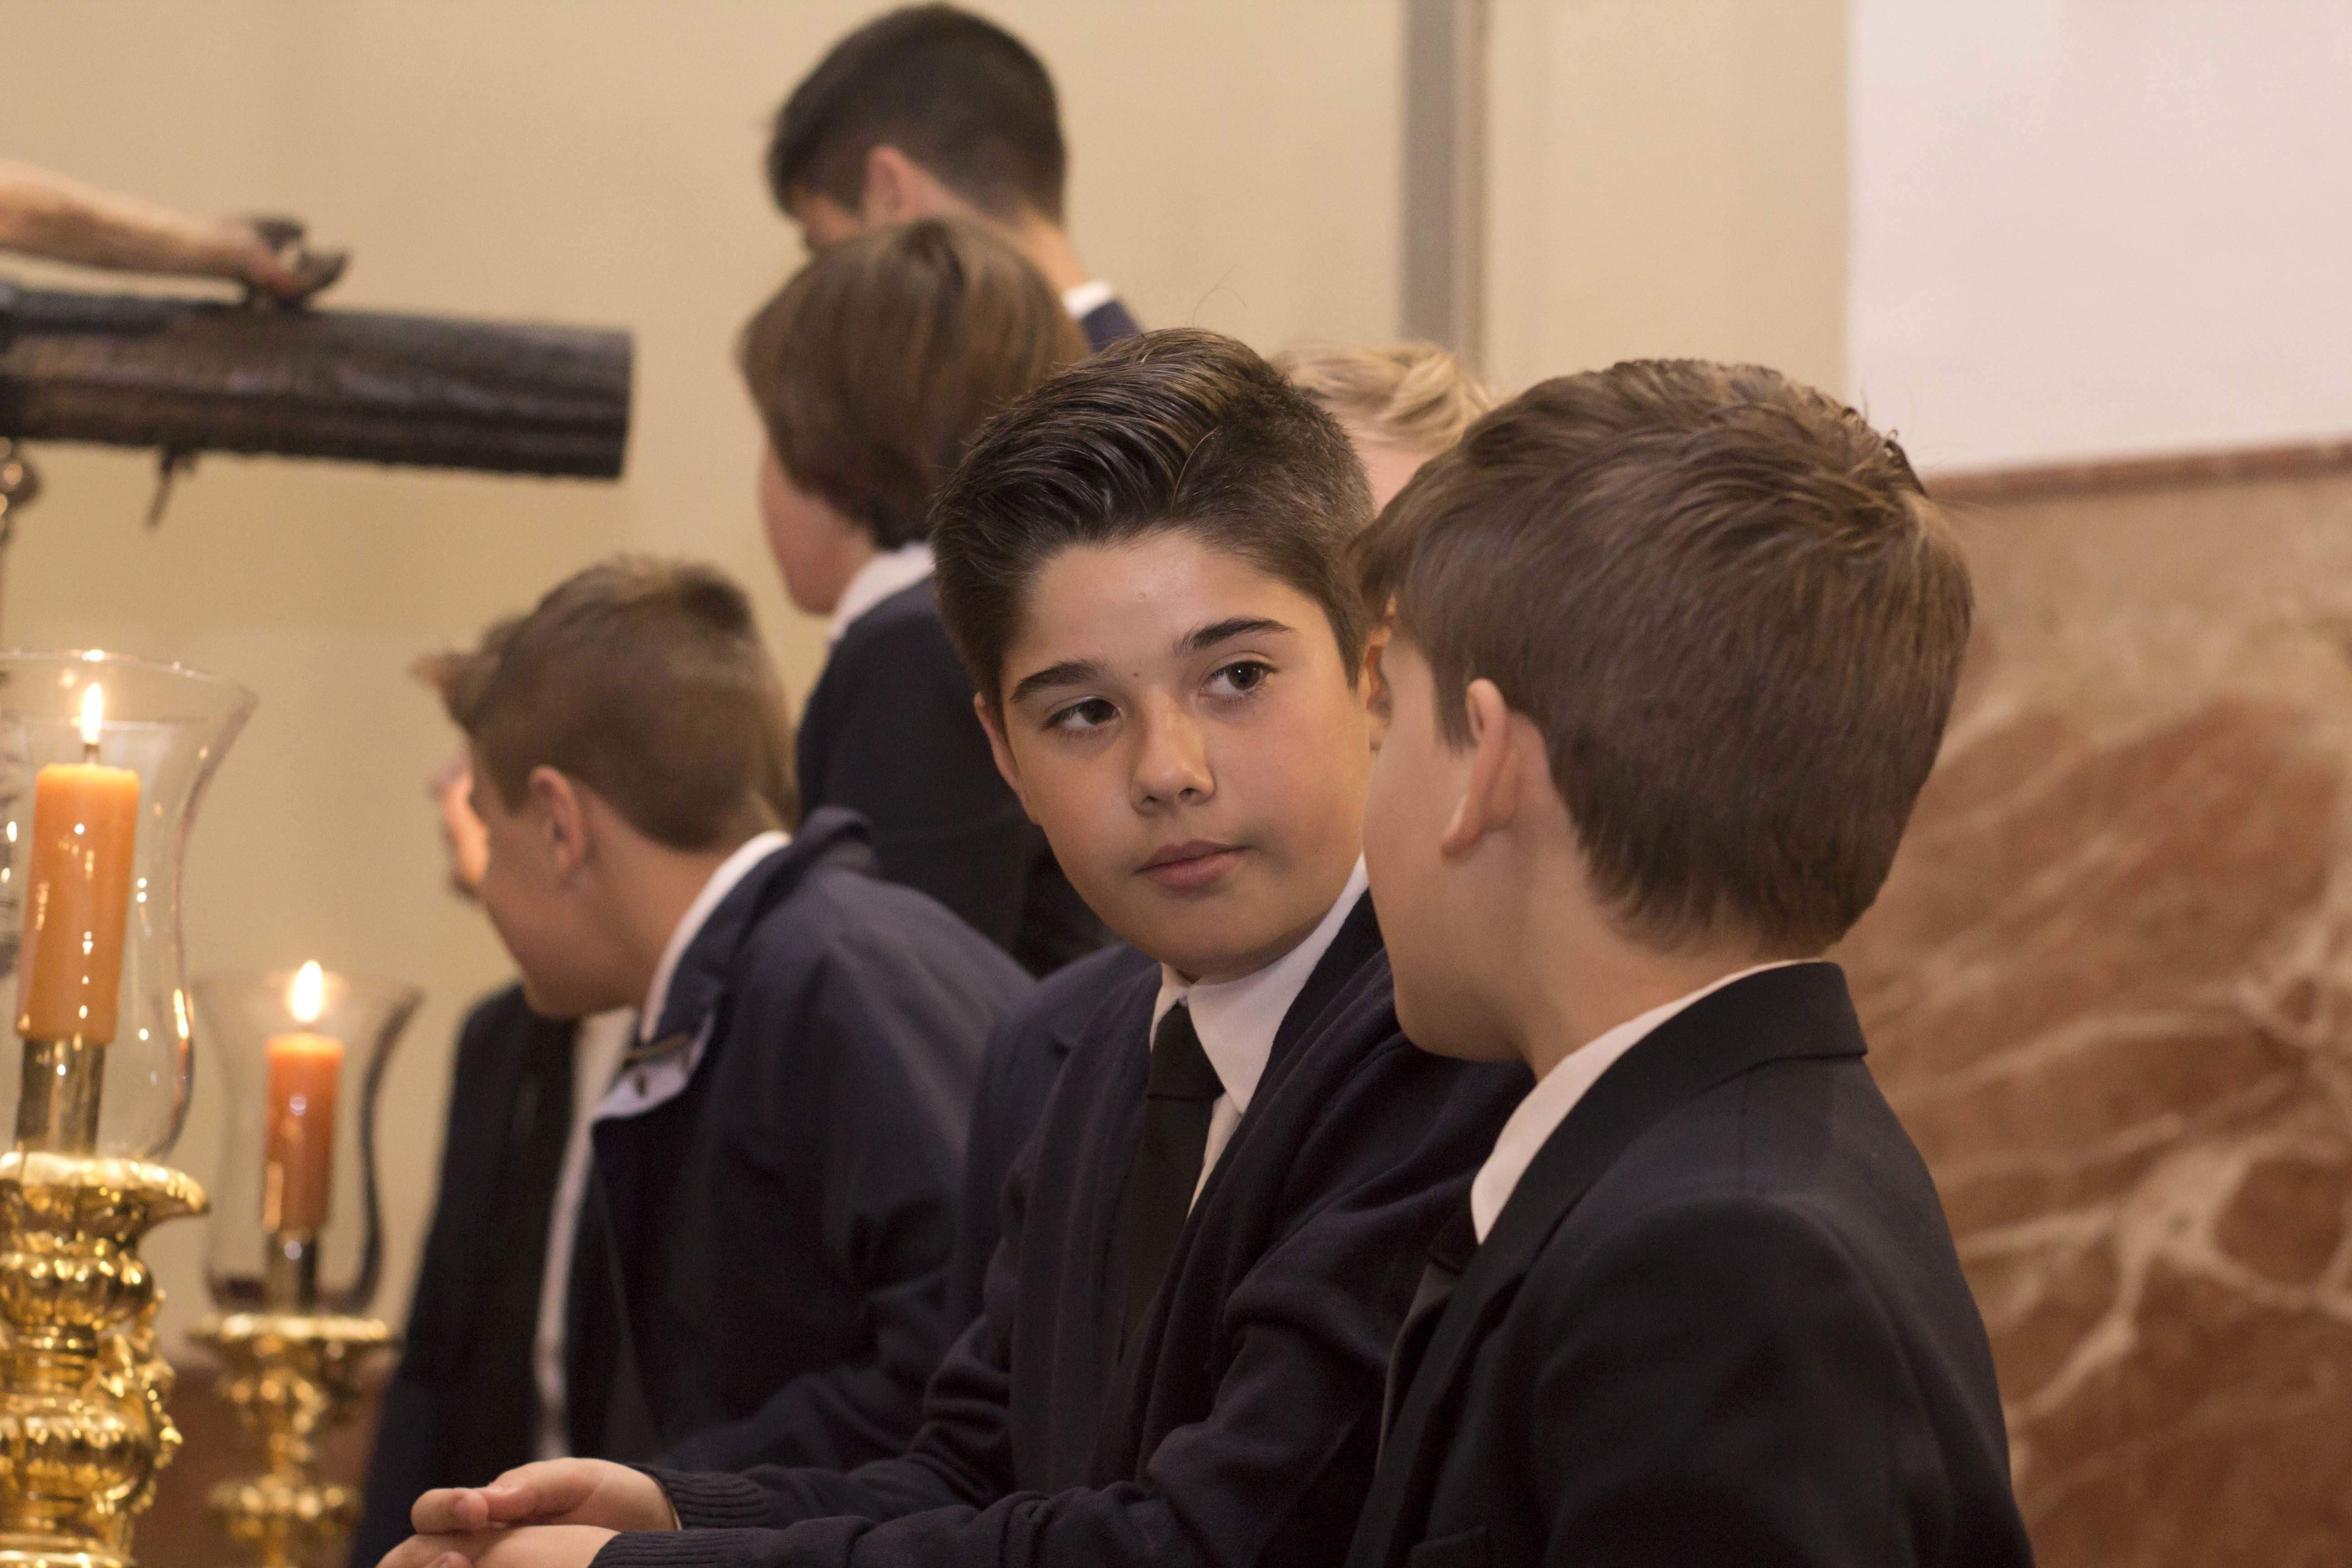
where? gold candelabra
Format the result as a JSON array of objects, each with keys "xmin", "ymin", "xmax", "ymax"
[
  {"xmin": 192, "ymin": 965, "xmax": 417, "ymax": 1568},
  {"xmin": 0, "ymin": 1056, "xmax": 206, "ymax": 1568},
  {"xmin": 188, "ymin": 1312, "xmax": 392, "ymax": 1568},
  {"xmin": 0, "ymin": 652, "xmax": 255, "ymax": 1566}
]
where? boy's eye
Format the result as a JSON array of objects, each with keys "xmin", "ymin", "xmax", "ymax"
[
  {"xmin": 1205, "ymin": 659, "xmax": 1273, "ymax": 698},
  {"xmin": 1045, "ymin": 696, "xmax": 1119, "ymax": 733}
]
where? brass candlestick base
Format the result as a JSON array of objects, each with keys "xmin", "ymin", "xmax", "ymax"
[
  {"xmin": 0, "ymin": 1150, "xmax": 207, "ymax": 1568},
  {"xmin": 189, "ymin": 1313, "xmax": 392, "ymax": 1568}
]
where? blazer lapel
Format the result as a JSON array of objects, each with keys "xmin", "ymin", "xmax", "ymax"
[
  {"xmin": 1357, "ymin": 962, "xmax": 1866, "ymax": 1563},
  {"xmin": 1265, "ymin": 892, "xmax": 1383, "ymax": 1078}
]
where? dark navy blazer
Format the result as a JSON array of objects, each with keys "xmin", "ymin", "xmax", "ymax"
[
  {"xmin": 566, "ymin": 811, "xmax": 1033, "ymax": 1474},
  {"xmin": 944, "ymin": 940, "xmax": 1158, "ymax": 1330},
  {"xmin": 603, "ymin": 893, "xmax": 1530, "ymax": 1568},
  {"xmin": 794, "ymin": 579, "xmax": 1107, "ymax": 977},
  {"xmin": 1348, "ymin": 964, "xmax": 2033, "ymax": 1568},
  {"xmin": 351, "ymin": 985, "xmax": 575, "ymax": 1567},
  {"xmin": 1077, "ymin": 294, "xmax": 1142, "ymax": 352}
]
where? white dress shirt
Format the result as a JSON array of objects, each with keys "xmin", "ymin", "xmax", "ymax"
[
  {"xmin": 1148, "ymin": 858, "xmax": 1370, "ymax": 1208},
  {"xmin": 1060, "ymin": 279, "xmax": 1117, "ymax": 321},
  {"xmin": 529, "ymin": 828, "xmax": 792, "ymax": 1457},
  {"xmin": 530, "ymin": 1006, "xmax": 633, "ymax": 1459},
  {"xmin": 1468, "ymin": 960, "xmax": 1813, "ymax": 1242},
  {"xmin": 826, "ymin": 543, "xmax": 935, "ymax": 646}
]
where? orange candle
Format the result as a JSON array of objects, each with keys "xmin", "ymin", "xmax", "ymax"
[
  {"xmin": 16, "ymin": 686, "xmax": 140, "ymax": 1043},
  {"xmin": 262, "ymin": 962, "xmax": 343, "ymax": 1235}
]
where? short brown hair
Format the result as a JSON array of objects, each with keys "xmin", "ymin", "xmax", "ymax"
[
  {"xmin": 425, "ymin": 557, "xmax": 795, "ymax": 849},
  {"xmin": 769, "ymin": 5, "xmax": 1066, "ymax": 222},
  {"xmin": 933, "ymin": 328, "xmax": 1373, "ymax": 706},
  {"xmin": 740, "ymin": 216, "xmax": 1085, "ymax": 551},
  {"xmin": 1361, "ymin": 359, "xmax": 1971, "ymax": 954},
  {"xmin": 1274, "ymin": 340, "xmax": 1492, "ymax": 453}
]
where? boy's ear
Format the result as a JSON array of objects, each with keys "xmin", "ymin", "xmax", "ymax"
[
  {"xmin": 1439, "ymin": 678, "xmax": 1523, "ymax": 858},
  {"xmin": 973, "ymin": 694, "xmax": 1040, "ymax": 823},
  {"xmin": 862, "ymin": 143, "xmax": 950, "ymax": 223},
  {"xmin": 1361, "ymin": 625, "xmax": 1393, "ymax": 751},
  {"xmin": 524, "ymin": 765, "xmax": 592, "ymax": 878}
]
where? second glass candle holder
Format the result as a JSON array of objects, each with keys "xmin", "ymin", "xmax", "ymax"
[{"xmin": 195, "ymin": 964, "xmax": 419, "ymax": 1314}]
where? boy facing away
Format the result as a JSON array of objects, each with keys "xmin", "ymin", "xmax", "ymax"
[
  {"xmin": 425, "ymin": 560, "xmax": 1031, "ymax": 1480},
  {"xmin": 383, "ymin": 332, "xmax": 1527, "ymax": 1568},
  {"xmin": 741, "ymin": 215, "xmax": 1102, "ymax": 975},
  {"xmin": 770, "ymin": 5, "xmax": 1140, "ymax": 352},
  {"xmin": 1349, "ymin": 361, "xmax": 2034, "ymax": 1565}
]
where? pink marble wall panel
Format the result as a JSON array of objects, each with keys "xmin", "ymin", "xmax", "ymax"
[{"xmin": 1837, "ymin": 468, "xmax": 2352, "ymax": 1565}]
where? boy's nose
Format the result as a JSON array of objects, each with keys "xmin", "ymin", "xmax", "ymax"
[{"xmin": 1131, "ymin": 703, "xmax": 1214, "ymax": 808}]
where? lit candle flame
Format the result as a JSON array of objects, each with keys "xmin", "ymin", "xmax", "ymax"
[
  {"xmin": 289, "ymin": 960, "xmax": 325, "ymax": 1025},
  {"xmin": 78, "ymin": 685, "xmax": 104, "ymax": 749}
]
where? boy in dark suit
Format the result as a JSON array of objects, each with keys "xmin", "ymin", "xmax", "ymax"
[
  {"xmin": 769, "ymin": 5, "xmax": 1141, "ymax": 352},
  {"xmin": 742, "ymin": 216, "xmax": 1100, "ymax": 976},
  {"xmin": 382, "ymin": 331, "xmax": 1526, "ymax": 1568},
  {"xmin": 1348, "ymin": 361, "xmax": 2034, "ymax": 1566},
  {"xmin": 413, "ymin": 558, "xmax": 1031, "ymax": 1490}
]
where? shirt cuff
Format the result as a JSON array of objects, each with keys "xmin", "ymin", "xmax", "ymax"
[{"xmin": 631, "ymin": 1465, "xmax": 777, "ymax": 1529}]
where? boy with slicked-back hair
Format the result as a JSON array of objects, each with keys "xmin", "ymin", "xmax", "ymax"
[
  {"xmin": 769, "ymin": 5, "xmax": 1140, "ymax": 352},
  {"xmin": 1348, "ymin": 362, "xmax": 2033, "ymax": 1565},
  {"xmin": 410, "ymin": 558, "xmax": 1030, "ymax": 1496},
  {"xmin": 385, "ymin": 333, "xmax": 1525, "ymax": 1568}
]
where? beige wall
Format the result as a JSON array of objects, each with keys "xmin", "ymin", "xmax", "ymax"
[
  {"xmin": 0, "ymin": 0, "xmax": 1404, "ymax": 1349},
  {"xmin": 1483, "ymin": 0, "xmax": 1847, "ymax": 397}
]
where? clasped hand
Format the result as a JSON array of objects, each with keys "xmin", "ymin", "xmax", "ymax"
[{"xmin": 377, "ymin": 1458, "xmax": 675, "ymax": 1568}]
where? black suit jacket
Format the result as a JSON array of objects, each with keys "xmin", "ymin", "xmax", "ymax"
[
  {"xmin": 352, "ymin": 985, "xmax": 577, "ymax": 1568},
  {"xmin": 1349, "ymin": 964, "xmax": 2033, "ymax": 1568},
  {"xmin": 602, "ymin": 894, "xmax": 1530, "ymax": 1568},
  {"xmin": 944, "ymin": 940, "xmax": 1159, "ymax": 1329},
  {"xmin": 567, "ymin": 811, "xmax": 1034, "ymax": 1473},
  {"xmin": 353, "ymin": 987, "xmax": 578, "ymax": 1561},
  {"xmin": 795, "ymin": 579, "xmax": 1106, "ymax": 976},
  {"xmin": 1078, "ymin": 295, "xmax": 1142, "ymax": 352}
]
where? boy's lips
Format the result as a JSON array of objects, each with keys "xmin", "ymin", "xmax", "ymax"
[{"xmin": 1137, "ymin": 840, "xmax": 1245, "ymax": 891}]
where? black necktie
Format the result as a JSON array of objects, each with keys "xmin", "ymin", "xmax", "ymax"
[
  {"xmin": 1121, "ymin": 1001, "xmax": 1224, "ymax": 1348},
  {"xmin": 1380, "ymin": 1199, "xmax": 1480, "ymax": 1449}
]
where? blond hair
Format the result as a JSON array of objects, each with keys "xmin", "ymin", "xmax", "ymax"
[{"xmin": 1274, "ymin": 340, "xmax": 1492, "ymax": 454}]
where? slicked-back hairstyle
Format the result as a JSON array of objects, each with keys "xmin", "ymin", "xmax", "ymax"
[
  {"xmin": 770, "ymin": 5, "xmax": 1067, "ymax": 223},
  {"xmin": 1361, "ymin": 359, "xmax": 1971, "ymax": 955},
  {"xmin": 932, "ymin": 328, "xmax": 1374, "ymax": 707},
  {"xmin": 1274, "ymin": 340, "xmax": 1494, "ymax": 455},
  {"xmin": 740, "ymin": 217, "xmax": 1086, "ymax": 550},
  {"xmin": 424, "ymin": 557, "xmax": 796, "ymax": 849}
]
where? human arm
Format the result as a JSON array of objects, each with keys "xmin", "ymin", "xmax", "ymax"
[
  {"xmin": 0, "ymin": 159, "xmax": 342, "ymax": 298},
  {"xmin": 586, "ymin": 1029, "xmax": 1498, "ymax": 1568},
  {"xmin": 646, "ymin": 925, "xmax": 1018, "ymax": 1472}
]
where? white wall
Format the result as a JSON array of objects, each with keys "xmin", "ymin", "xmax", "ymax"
[
  {"xmin": 0, "ymin": 0, "xmax": 1404, "ymax": 1350},
  {"xmin": 1848, "ymin": 0, "xmax": 2352, "ymax": 471},
  {"xmin": 1484, "ymin": 0, "xmax": 1847, "ymax": 400}
]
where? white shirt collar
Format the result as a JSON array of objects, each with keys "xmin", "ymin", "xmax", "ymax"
[
  {"xmin": 1060, "ymin": 279, "xmax": 1116, "ymax": 320},
  {"xmin": 826, "ymin": 542, "xmax": 935, "ymax": 646},
  {"xmin": 639, "ymin": 829, "xmax": 791, "ymax": 1042},
  {"xmin": 1468, "ymin": 960, "xmax": 1812, "ymax": 1241},
  {"xmin": 1148, "ymin": 858, "xmax": 1368, "ymax": 1117}
]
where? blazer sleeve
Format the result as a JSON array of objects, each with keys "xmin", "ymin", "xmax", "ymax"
[
  {"xmin": 597, "ymin": 1040, "xmax": 1493, "ymax": 1568},
  {"xmin": 1522, "ymin": 1193, "xmax": 1940, "ymax": 1567},
  {"xmin": 650, "ymin": 933, "xmax": 1000, "ymax": 1475}
]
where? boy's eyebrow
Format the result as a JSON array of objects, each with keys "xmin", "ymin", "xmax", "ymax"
[
  {"xmin": 1006, "ymin": 619, "xmax": 1298, "ymax": 706},
  {"xmin": 1009, "ymin": 658, "xmax": 1107, "ymax": 706},
  {"xmin": 1181, "ymin": 617, "xmax": 1294, "ymax": 655}
]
